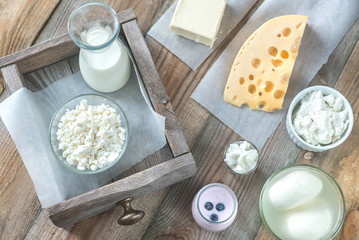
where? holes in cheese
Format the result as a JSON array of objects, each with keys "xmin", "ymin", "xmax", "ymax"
[
  {"xmin": 258, "ymin": 101, "xmax": 266, "ymax": 109},
  {"xmin": 239, "ymin": 77, "xmax": 245, "ymax": 85},
  {"xmin": 281, "ymin": 50, "xmax": 289, "ymax": 59},
  {"xmin": 296, "ymin": 22, "xmax": 303, "ymax": 29},
  {"xmin": 223, "ymin": 15, "xmax": 308, "ymax": 112},
  {"xmin": 274, "ymin": 90, "xmax": 285, "ymax": 99},
  {"xmin": 248, "ymin": 84, "xmax": 256, "ymax": 94},
  {"xmin": 251, "ymin": 58, "xmax": 261, "ymax": 68},
  {"xmin": 282, "ymin": 28, "xmax": 291, "ymax": 37},
  {"xmin": 268, "ymin": 47, "xmax": 278, "ymax": 57},
  {"xmin": 272, "ymin": 59, "xmax": 283, "ymax": 68},
  {"xmin": 264, "ymin": 81, "xmax": 274, "ymax": 92}
]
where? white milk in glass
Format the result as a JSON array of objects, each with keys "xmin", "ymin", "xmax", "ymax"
[{"xmin": 79, "ymin": 27, "xmax": 130, "ymax": 92}]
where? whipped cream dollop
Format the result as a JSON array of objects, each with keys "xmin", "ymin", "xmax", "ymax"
[
  {"xmin": 224, "ymin": 141, "xmax": 258, "ymax": 174},
  {"xmin": 293, "ymin": 90, "xmax": 349, "ymax": 146}
]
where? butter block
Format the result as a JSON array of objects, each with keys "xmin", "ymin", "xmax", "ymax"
[
  {"xmin": 223, "ymin": 15, "xmax": 307, "ymax": 112},
  {"xmin": 170, "ymin": 0, "xmax": 227, "ymax": 47}
]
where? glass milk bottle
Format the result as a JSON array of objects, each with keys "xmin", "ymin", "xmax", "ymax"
[{"xmin": 67, "ymin": 2, "xmax": 130, "ymax": 93}]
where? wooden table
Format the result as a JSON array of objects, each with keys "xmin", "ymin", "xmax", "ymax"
[{"xmin": 0, "ymin": 0, "xmax": 358, "ymax": 239}]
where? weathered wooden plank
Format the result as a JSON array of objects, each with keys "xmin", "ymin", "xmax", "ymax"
[
  {"xmin": 0, "ymin": 34, "xmax": 78, "ymax": 75},
  {"xmin": 34, "ymin": 0, "xmax": 176, "ymax": 44},
  {"xmin": 0, "ymin": 0, "xmax": 60, "ymax": 58},
  {"xmin": 342, "ymin": 209, "xmax": 359, "ymax": 240},
  {"xmin": 123, "ymin": 19, "xmax": 189, "ymax": 157},
  {"xmin": 47, "ymin": 152, "xmax": 196, "ymax": 228},
  {"xmin": 0, "ymin": 64, "xmax": 25, "ymax": 94},
  {"xmin": 0, "ymin": 60, "xmax": 74, "ymax": 240},
  {"xmin": 0, "ymin": 119, "xmax": 42, "ymax": 240}
]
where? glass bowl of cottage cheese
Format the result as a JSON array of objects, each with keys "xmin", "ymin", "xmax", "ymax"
[
  {"xmin": 49, "ymin": 94, "xmax": 129, "ymax": 174},
  {"xmin": 286, "ymin": 86, "xmax": 353, "ymax": 152}
]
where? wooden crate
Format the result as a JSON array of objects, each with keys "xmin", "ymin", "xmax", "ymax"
[{"xmin": 0, "ymin": 9, "xmax": 196, "ymax": 228}]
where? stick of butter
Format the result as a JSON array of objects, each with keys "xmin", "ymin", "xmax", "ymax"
[
  {"xmin": 223, "ymin": 15, "xmax": 307, "ymax": 112},
  {"xmin": 170, "ymin": 0, "xmax": 227, "ymax": 47}
]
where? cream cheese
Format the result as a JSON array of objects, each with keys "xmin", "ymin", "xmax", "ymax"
[
  {"xmin": 293, "ymin": 90, "xmax": 349, "ymax": 146},
  {"xmin": 224, "ymin": 141, "xmax": 258, "ymax": 174}
]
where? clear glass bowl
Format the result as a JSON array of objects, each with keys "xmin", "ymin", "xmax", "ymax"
[
  {"xmin": 49, "ymin": 94, "xmax": 129, "ymax": 174},
  {"xmin": 224, "ymin": 140, "xmax": 259, "ymax": 175},
  {"xmin": 259, "ymin": 164, "xmax": 345, "ymax": 239}
]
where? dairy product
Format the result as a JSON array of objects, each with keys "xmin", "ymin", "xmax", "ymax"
[
  {"xmin": 79, "ymin": 27, "xmax": 131, "ymax": 93},
  {"xmin": 293, "ymin": 90, "xmax": 349, "ymax": 146},
  {"xmin": 261, "ymin": 166, "xmax": 343, "ymax": 240},
  {"xmin": 269, "ymin": 170, "xmax": 323, "ymax": 210},
  {"xmin": 224, "ymin": 141, "xmax": 258, "ymax": 173},
  {"xmin": 192, "ymin": 183, "xmax": 238, "ymax": 232},
  {"xmin": 287, "ymin": 205, "xmax": 332, "ymax": 240},
  {"xmin": 170, "ymin": 0, "xmax": 227, "ymax": 47},
  {"xmin": 223, "ymin": 15, "xmax": 307, "ymax": 112},
  {"xmin": 56, "ymin": 99, "xmax": 126, "ymax": 171}
]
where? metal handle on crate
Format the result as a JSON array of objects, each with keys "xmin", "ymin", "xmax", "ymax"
[{"xmin": 117, "ymin": 197, "xmax": 145, "ymax": 225}]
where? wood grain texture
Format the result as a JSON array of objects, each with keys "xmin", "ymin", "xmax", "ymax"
[
  {"xmin": 48, "ymin": 153, "xmax": 196, "ymax": 227},
  {"xmin": 123, "ymin": 19, "xmax": 189, "ymax": 157},
  {"xmin": 1, "ymin": 0, "xmax": 358, "ymax": 239},
  {"xmin": 342, "ymin": 209, "xmax": 359, "ymax": 240},
  {"xmin": 0, "ymin": 0, "xmax": 60, "ymax": 57},
  {"xmin": 1, "ymin": 64, "xmax": 26, "ymax": 93},
  {"xmin": 34, "ymin": 0, "xmax": 175, "ymax": 45},
  {"xmin": 0, "ymin": 119, "xmax": 42, "ymax": 240},
  {"xmin": 0, "ymin": 1, "xmax": 59, "ymax": 239}
]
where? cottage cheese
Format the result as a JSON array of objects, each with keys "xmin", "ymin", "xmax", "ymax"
[
  {"xmin": 224, "ymin": 141, "xmax": 258, "ymax": 173},
  {"xmin": 56, "ymin": 99, "xmax": 126, "ymax": 171},
  {"xmin": 293, "ymin": 90, "xmax": 349, "ymax": 146}
]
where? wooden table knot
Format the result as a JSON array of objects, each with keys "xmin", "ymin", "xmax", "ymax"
[
  {"xmin": 303, "ymin": 151, "xmax": 314, "ymax": 160},
  {"xmin": 319, "ymin": 76, "xmax": 328, "ymax": 86}
]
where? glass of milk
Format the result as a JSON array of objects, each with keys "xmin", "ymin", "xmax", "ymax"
[
  {"xmin": 67, "ymin": 2, "xmax": 130, "ymax": 92},
  {"xmin": 259, "ymin": 165, "xmax": 345, "ymax": 240},
  {"xmin": 192, "ymin": 183, "xmax": 238, "ymax": 232}
]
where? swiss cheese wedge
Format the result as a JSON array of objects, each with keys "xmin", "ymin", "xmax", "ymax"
[{"xmin": 223, "ymin": 15, "xmax": 307, "ymax": 112}]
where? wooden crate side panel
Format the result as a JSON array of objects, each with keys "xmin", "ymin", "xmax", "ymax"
[
  {"xmin": 0, "ymin": 9, "xmax": 137, "ymax": 75},
  {"xmin": 122, "ymin": 20, "xmax": 189, "ymax": 157},
  {"xmin": 47, "ymin": 153, "xmax": 196, "ymax": 227},
  {"xmin": 1, "ymin": 64, "xmax": 26, "ymax": 94}
]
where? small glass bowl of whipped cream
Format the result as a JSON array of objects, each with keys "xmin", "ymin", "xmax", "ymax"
[
  {"xmin": 286, "ymin": 86, "xmax": 354, "ymax": 152},
  {"xmin": 224, "ymin": 140, "xmax": 259, "ymax": 175}
]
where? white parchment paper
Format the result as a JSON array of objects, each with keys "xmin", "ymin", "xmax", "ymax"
[
  {"xmin": 148, "ymin": 0, "xmax": 257, "ymax": 70},
  {"xmin": 0, "ymin": 50, "xmax": 166, "ymax": 208},
  {"xmin": 192, "ymin": 0, "xmax": 359, "ymax": 150}
]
